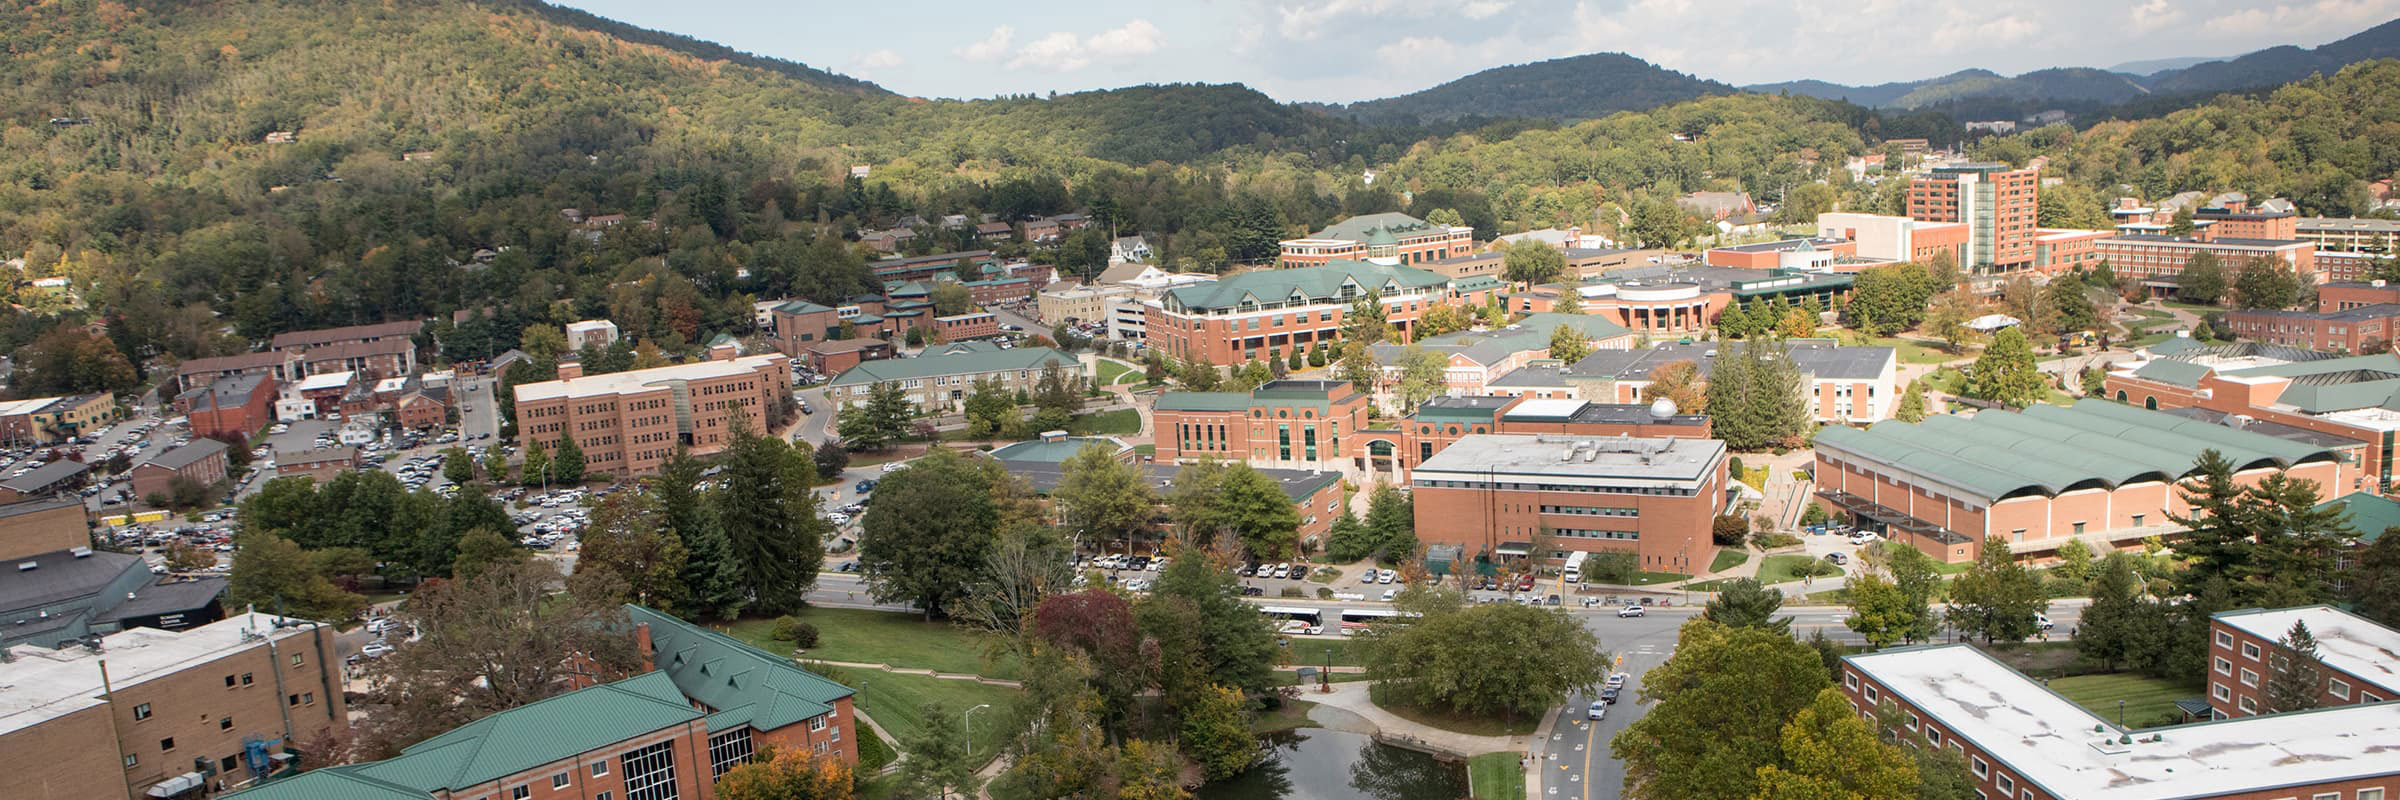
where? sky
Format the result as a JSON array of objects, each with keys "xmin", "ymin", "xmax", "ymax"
[{"xmin": 553, "ymin": 0, "xmax": 2400, "ymax": 103}]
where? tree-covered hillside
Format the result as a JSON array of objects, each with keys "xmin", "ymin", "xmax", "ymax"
[{"xmin": 1339, "ymin": 52, "xmax": 1737, "ymax": 123}]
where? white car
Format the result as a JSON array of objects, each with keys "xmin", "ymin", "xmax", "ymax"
[
  {"xmin": 1378, "ymin": 569, "xmax": 1397, "ymax": 584},
  {"xmin": 1380, "ymin": 588, "xmax": 1397, "ymax": 602},
  {"xmin": 882, "ymin": 461, "xmax": 908, "ymax": 473},
  {"xmin": 1848, "ymin": 531, "xmax": 1878, "ymax": 546},
  {"xmin": 1616, "ymin": 604, "xmax": 1646, "ymax": 618},
  {"xmin": 1587, "ymin": 701, "xmax": 1607, "ymax": 720},
  {"xmin": 360, "ymin": 642, "xmax": 395, "ymax": 658}
]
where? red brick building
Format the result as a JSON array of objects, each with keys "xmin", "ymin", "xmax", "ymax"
[
  {"xmin": 769, "ymin": 300, "xmax": 842, "ymax": 358},
  {"xmin": 1813, "ymin": 400, "xmax": 2352, "ymax": 563},
  {"xmin": 1147, "ymin": 261, "xmax": 1494, "ymax": 366},
  {"xmin": 0, "ymin": 611, "xmax": 349, "ymax": 800},
  {"xmin": 178, "ymin": 373, "xmax": 275, "ymax": 439},
  {"xmin": 513, "ymin": 353, "xmax": 791, "ymax": 478},
  {"xmin": 932, "ymin": 311, "xmax": 1000, "ymax": 341},
  {"xmin": 1908, "ymin": 163, "xmax": 2041, "ymax": 272},
  {"xmin": 1278, "ymin": 212, "xmax": 1473, "ymax": 268},
  {"xmin": 803, "ymin": 337, "xmax": 893, "ymax": 375},
  {"xmin": 272, "ymin": 447, "xmax": 358, "ymax": 485},
  {"xmin": 1154, "ymin": 380, "xmax": 1372, "ymax": 472},
  {"xmin": 2105, "ymin": 345, "xmax": 2400, "ymax": 494},
  {"xmin": 1841, "ymin": 644, "xmax": 2400, "ymax": 800},
  {"xmin": 130, "ymin": 439, "xmax": 230, "ymax": 502},
  {"xmin": 2207, "ymin": 605, "xmax": 2400, "ymax": 718},
  {"xmin": 1400, "ymin": 396, "xmax": 1711, "ymax": 472},
  {"xmin": 2322, "ymin": 280, "xmax": 2400, "ymax": 310},
  {"xmin": 1409, "ymin": 433, "xmax": 1728, "ymax": 573},
  {"xmin": 2225, "ymin": 304, "xmax": 2400, "ymax": 352}
]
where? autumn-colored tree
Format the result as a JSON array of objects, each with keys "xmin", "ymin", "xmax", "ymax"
[
  {"xmin": 714, "ymin": 746, "xmax": 853, "ymax": 800},
  {"xmin": 1646, "ymin": 359, "xmax": 1706, "ymax": 414}
]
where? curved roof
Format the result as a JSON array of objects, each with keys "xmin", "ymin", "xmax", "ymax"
[{"xmin": 1815, "ymin": 400, "xmax": 2347, "ymax": 504}]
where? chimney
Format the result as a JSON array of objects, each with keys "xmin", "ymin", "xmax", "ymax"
[
  {"xmin": 708, "ymin": 342, "xmax": 738, "ymax": 362},
  {"xmin": 555, "ymin": 358, "xmax": 583, "ymax": 380}
]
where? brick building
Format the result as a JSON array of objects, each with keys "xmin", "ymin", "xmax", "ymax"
[
  {"xmin": 1813, "ymin": 400, "xmax": 2352, "ymax": 563},
  {"xmin": 179, "ymin": 373, "xmax": 276, "ymax": 439},
  {"xmin": 1277, "ymin": 212, "xmax": 1474, "ymax": 268},
  {"xmin": 0, "ymin": 460, "xmax": 91, "ymax": 503},
  {"xmin": 130, "ymin": 439, "xmax": 230, "ymax": 502},
  {"xmin": 1399, "ymin": 397, "xmax": 1711, "ymax": 472},
  {"xmin": 288, "ymin": 338, "xmax": 416, "ymax": 380},
  {"xmin": 269, "ymin": 320, "xmax": 422, "ymax": 352},
  {"xmin": 1541, "ymin": 340, "xmax": 1899, "ymax": 424},
  {"xmin": 827, "ymin": 342, "xmax": 1079, "ymax": 412},
  {"xmin": 0, "ymin": 495, "xmax": 96, "ymax": 561},
  {"xmin": 0, "ymin": 611, "xmax": 347, "ymax": 800},
  {"xmin": 866, "ymin": 250, "xmax": 997, "ymax": 283},
  {"xmin": 1817, "ymin": 212, "xmax": 1973, "ymax": 265},
  {"xmin": 512, "ymin": 353, "xmax": 792, "ymax": 478},
  {"xmin": 1841, "ymin": 644, "xmax": 2400, "ymax": 800},
  {"xmin": 2225, "ymin": 304, "xmax": 2400, "ymax": 352},
  {"xmin": 931, "ymin": 311, "xmax": 1000, "ymax": 341},
  {"xmin": 1368, "ymin": 313, "xmax": 1634, "ymax": 401},
  {"xmin": 1907, "ymin": 163, "xmax": 2041, "ymax": 273},
  {"xmin": 2108, "ymin": 234, "xmax": 2321, "ymax": 293},
  {"xmin": 1410, "ymin": 433, "xmax": 1728, "ymax": 573},
  {"xmin": 1702, "ymin": 237, "xmax": 1863, "ymax": 269},
  {"xmin": 2322, "ymin": 280, "xmax": 2400, "ymax": 310},
  {"xmin": 962, "ymin": 277, "xmax": 1032, "ymax": 306},
  {"xmin": 0, "ymin": 393, "xmax": 114, "ymax": 445},
  {"xmin": 2105, "ymin": 344, "xmax": 2400, "ymax": 494},
  {"xmin": 272, "ymin": 448, "xmax": 358, "ymax": 485},
  {"xmin": 1147, "ymin": 261, "xmax": 1496, "ymax": 366},
  {"xmin": 228, "ymin": 605, "xmax": 855, "ymax": 800},
  {"xmin": 990, "ymin": 436, "xmax": 1349, "ymax": 545},
  {"xmin": 174, "ymin": 352, "xmax": 286, "ymax": 396},
  {"xmin": 2207, "ymin": 605, "xmax": 2400, "ymax": 718},
  {"xmin": 802, "ymin": 337, "xmax": 892, "ymax": 375},
  {"xmin": 1153, "ymin": 381, "xmax": 1372, "ymax": 472},
  {"xmin": 2299, "ymin": 216, "xmax": 2400, "ymax": 255},
  {"xmin": 2195, "ymin": 201, "xmax": 2301, "ymax": 240},
  {"xmin": 768, "ymin": 300, "xmax": 841, "ymax": 357}
]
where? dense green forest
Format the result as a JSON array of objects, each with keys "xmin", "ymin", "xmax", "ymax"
[
  {"xmin": 0, "ymin": 0, "xmax": 2395, "ymax": 400},
  {"xmin": 1335, "ymin": 52, "xmax": 1737, "ymax": 124}
]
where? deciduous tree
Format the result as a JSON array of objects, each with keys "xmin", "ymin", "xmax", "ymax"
[
  {"xmin": 859, "ymin": 449, "xmax": 1025, "ymax": 617},
  {"xmin": 1357, "ymin": 586, "xmax": 1608, "ymax": 718},
  {"xmin": 1549, "ymin": 323, "xmax": 1593, "ymax": 365},
  {"xmin": 1963, "ymin": 327, "xmax": 2043, "ymax": 408},
  {"xmin": 1749, "ymin": 689, "xmax": 1920, "ymax": 800},
  {"xmin": 1504, "ymin": 239, "xmax": 1566, "ymax": 285},
  {"xmin": 1613, "ymin": 619, "xmax": 1832, "ymax": 800},
  {"xmin": 1946, "ymin": 537, "xmax": 2048, "ymax": 644},
  {"xmin": 1053, "ymin": 442, "xmax": 1157, "ymax": 541}
]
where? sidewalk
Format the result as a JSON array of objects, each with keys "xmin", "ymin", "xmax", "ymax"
[{"xmin": 1302, "ymin": 682, "xmax": 1531, "ymax": 757}]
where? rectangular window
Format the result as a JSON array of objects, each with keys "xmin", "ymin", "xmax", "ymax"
[
  {"xmin": 2239, "ymin": 696, "xmax": 2258, "ymax": 713},
  {"xmin": 592, "ymin": 761, "xmax": 609, "ymax": 778},
  {"xmin": 1925, "ymin": 727, "xmax": 1942, "ymax": 746},
  {"xmin": 241, "ymin": 673, "xmax": 254, "ymax": 686},
  {"xmin": 1863, "ymin": 685, "xmax": 1880, "ymax": 703},
  {"xmin": 133, "ymin": 703, "xmax": 152, "ymax": 721},
  {"xmin": 1844, "ymin": 673, "xmax": 1859, "ymax": 690},
  {"xmin": 513, "ymin": 787, "xmax": 531, "ymax": 800},
  {"xmin": 160, "ymin": 737, "xmax": 175, "ymax": 751},
  {"xmin": 2243, "ymin": 642, "xmax": 2262, "ymax": 660},
  {"xmin": 2241, "ymin": 668, "xmax": 2259, "ymax": 687},
  {"xmin": 125, "ymin": 754, "xmax": 139, "ymax": 768},
  {"xmin": 2359, "ymin": 789, "xmax": 2384, "ymax": 800},
  {"xmin": 709, "ymin": 728, "xmax": 756, "ymax": 778},
  {"xmin": 554, "ymin": 773, "xmax": 572, "ymax": 789},
  {"xmin": 2330, "ymin": 678, "xmax": 2351, "ymax": 700},
  {"xmin": 2213, "ymin": 683, "xmax": 2231, "ymax": 701},
  {"xmin": 2216, "ymin": 631, "xmax": 2234, "ymax": 648},
  {"xmin": 2215, "ymin": 657, "xmax": 2233, "ymax": 675},
  {"xmin": 1971, "ymin": 756, "xmax": 1988, "ymax": 778},
  {"xmin": 810, "ymin": 715, "xmax": 829, "ymax": 732},
  {"xmin": 1996, "ymin": 775, "xmax": 2014, "ymax": 795},
  {"xmin": 620, "ymin": 740, "xmax": 679, "ymax": 800}
]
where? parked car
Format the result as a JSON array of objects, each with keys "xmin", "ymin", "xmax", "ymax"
[
  {"xmin": 1849, "ymin": 531, "xmax": 1878, "ymax": 546},
  {"xmin": 882, "ymin": 461, "xmax": 908, "ymax": 473},
  {"xmin": 360, "ymin": 642, "xmax": 395, "ymax": 658},
  {"xmin": 1824, "ymin": 552, "xmax": 1848, "ymax": 566},
  {"xmin": 1380, "ymin": 588, "xmax": 1397, "ymax": 602}
]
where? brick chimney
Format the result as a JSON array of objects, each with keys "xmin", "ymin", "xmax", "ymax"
[
  {"xmin": 708, "ymin": 342, "xmax": 738, "ymax": 362},
  {"xmin": 555, "ymin": 358, "xmax": 583, "ymax": 380}
]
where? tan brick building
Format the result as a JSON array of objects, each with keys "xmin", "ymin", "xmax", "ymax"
[
  {"xmin": 512, "ymin": 353, "xmax": 791, "ymax": 478},
  {"xmin": 0, "ymin": 611, "xmax": 348, "ymax": 800},
  {"xmin": 1410, "ymin": 433, "xmax": 1728, "ymax": 573}
]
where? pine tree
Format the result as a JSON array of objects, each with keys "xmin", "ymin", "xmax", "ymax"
[
  {"xmin": 1894, "ymin": 379, "xmax": 1927, "ymax": 423},
  {"xmin": 520, "ymin": 440, "xmax": 551, "ymax": 487},
  {"xmin": 2264, "ymin": 621, "xmax": 2327, "ymax": 713},
  {"xmin": 717, "ymin": 424, "xmax": 829, "ymax": 614},
  {"xmin": 658, "ymin": 449, "xmax": 746, "ymax": 620},
  {"xmin": 553, "ymin": 430, "xmax": 586, "ymax": 484}
]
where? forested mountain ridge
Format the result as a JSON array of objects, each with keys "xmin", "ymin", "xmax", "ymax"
[{"xmin": 1335, "ymin": 52, "xmax": 1738, "ymax": 123}]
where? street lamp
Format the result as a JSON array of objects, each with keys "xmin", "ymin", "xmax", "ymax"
[{"xmin": 964, "ymin": 703, "xmax": 991, "ymax": 748}]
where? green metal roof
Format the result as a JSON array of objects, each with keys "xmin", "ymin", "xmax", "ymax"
[
  {"xmin": 2224, "ymin": 352, "xmax": 2400, "ymax": 379},
  {"xmin": 2131, "ymin": 358, "xmax": 2212, "ymax": 387},
  {"xmin": 330, "ymin": 672, "xmax": 700, "ymax": 794},
  {"xmin": 1162, "ymin": 261, "xmax": 1452, "ymax": 312},
  {"xmin": 1310, "ymin": 212, "xmax": 1445, "ymax": 242},
  {"xmin": 625, "ymin": 605, "xmax": 855, "ymax": 732},
  {"xmin": 1518, "ymin": 312, "xmax": 1632, "ymax": 341},
  {"xmin": 829, "ymin": 347, "xmax": 1077, "ymax": 386},
  {"xmin": 987, "ymin": 437, "xmax": 1128, "ymax": 463},
  {"xmin": 2319, "ymin": 492, "xmax": 2400, "ymax": 543},
  {"xmin": 1155, "ymin": 392, "xmax": 1252, "ymax": 412},
  {"xmin": 2147, "ymin": 337, "xmax": 2206, "ymax": 356},
  {"xmin": 1452, "ymin": 275, "xmax": 1505, "ymax": 292},
  {"xmin": 775, "ymin": 300, "xmax": 836, "ymax": 314},
  {"xmin": 226, "ymin": 766, "xmax": 437, "ymax": 800},
  {"xmin": 1814, "ymin": 399, "xmax": 2345, "ymax": 503},
  {"xmin": 1362, "ymin": 227, "xmax": 1400, "ymax": 246}
]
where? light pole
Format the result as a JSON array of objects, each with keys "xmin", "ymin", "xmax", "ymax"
[{"xmin": 964, "ymin": 703, "xmax": 991, "ymax": 750}]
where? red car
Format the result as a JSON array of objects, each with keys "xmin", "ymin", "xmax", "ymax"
[{"xmin": 1517, "ymin": 574, "xmax": 1536, "ymax": 591}]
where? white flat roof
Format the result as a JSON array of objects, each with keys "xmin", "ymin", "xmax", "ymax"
[
  {"xmin": 292, "ymin": 371, "xmax": 353, "ymax": 392},
  {"xmin": 2213, "ymin": 606, "xmax": 2400, "ymax": 693},
  {"xmin": 0, "ymin": 612, "xmax": 326, "ymax": 736},
  {"xmin": 565, "ymin": 319, "xmax": 616, "ymax": 332},
  {"xmin": 514, "ymin": 354, "xmax": 784, "ymax": 402},
  {"xmin": 1502, "ymin": 399, "xmax": 1586, "ymax": 419},
  {"xmin": 0, "ymin": 397, "xmax": 59, "ymax": 417},
  {"xmin": 1847, "ymin": 644, "xmax": 2400, "ymax": 800},
  {"xmin": 373, "ymin": 377, "xmax": 408, "ymax": 394},
  {"xmin": 1413, "ymin": 433, "xmax": 1722, "ymax": 483}
]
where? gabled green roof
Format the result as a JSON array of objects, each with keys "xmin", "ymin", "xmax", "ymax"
[
  {"xmin": 349, "ymin": 671, "xmax": 700, "ymax": 792},
  {"xmin": 226, "ymin": 765, "xmax": 436, "ymax": 800},
  {"xmin": 626, "ymin": 605, "xmax": 854, "ymax": 732},
  {"xmin": 2224, "ymin": 352, "xmax": 2400, "ymax": 379},
  {"xmin": 2318, "ymin": 492, "xmax": 2399, "ymax": 543},
  {"xmin": 829, "ymin": 347, "xmax": 1077, "ymax": 386},
  {"xmin": 2132, "ymin": 358, "xmax": 2212, "ymax": 387},
  {"xmin": 1162, "ymin": 261, "xmax": 1452, "ymax": 312},
  {"xmin": 776, "ymin": 300, "xmax": 836, "ymax": 314},
  {"xmin": 1155, "ymin": 391, "xmax": 1253, "ymax": 412},
  {"xmin": 1518, "ymin": 312, "xmax": 1632, "ymax": 341}
]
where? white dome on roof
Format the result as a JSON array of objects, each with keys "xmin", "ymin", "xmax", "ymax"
[{"xmin": 1649, "ymin": 398, "xmax": 1678, "ymax": 419}]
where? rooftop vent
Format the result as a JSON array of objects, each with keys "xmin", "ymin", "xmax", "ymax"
[
  {"xmin": 15, "ymin": 561, "xmax": 33, "ymax": 572},
  {"xmin": 70, "ymin": 547, "xmax": 91, "ymax": 559}
]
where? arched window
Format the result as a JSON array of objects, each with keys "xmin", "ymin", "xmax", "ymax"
[
  {"xmin": 2115, "ymin": 390, "xmax": 2127, "ymax": 402},
  {"xmin": 2144, "ymin": 397, "xmax": 2158, "ymax": 410}
]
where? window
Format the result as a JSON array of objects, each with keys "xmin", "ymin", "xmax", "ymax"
[
  {"xmin": 125, "ymin": 754, "xmax": 138, "ymax": 768},
  {"xmin": 592, "ymin": 761, "xmax": 609, "ymax": 778},
  {"xmin": 2313, "ymin": 794, "xmax": 2340, "ymax": 800},
  {"xmin": 1864, "ymin": 685, "xmax": 1880, "ymax": 703},
  {"xmin": 221, "ymin": 755, "xmax": 239, "ymax": 773},
  {"xmin": 553, "ymin": 773, "xmax": 571, "ymax": 789},
  {"xmin": 2239, "ymin": 696, "xmax": 2259, "ymax": 714},
  {"xmin": 709, "ymin": 728, "xmax": 756, "ymax": 778},
  {"xmin": 1925, "ymin": 727, "xmax": 1942, "ymax": 746},
  {"xmin": 160, "ymin": 737, "xmax": 175, "ymax": 751},
  {"xmin": 2359, "ymin": 789, "xmax": 2384, "ymax": 800},
  {"xmin": 133, "ymin": 703, "xmax": 152, "ymax": 721},
  {"xmin": 513, "ymin": 787, "xmax": 530, "ymax": 800},
  {"xmin": 2241, "ymin": 668, "xmax": 2260, "ymax": 688},
  {"xmin": 241, "ymin": 673, "xmax": 254, "ymax": 686},
  {"xmin": 2242, "ymin": 642, "xmax": 2262, "ymax": 660},
  {"xmin": 2330, "ymin": 678, "xmax": 2351, "ymax": 700},
  {"xmin": 599, "ymin": 794, "xmax": 612, "ymax": 800},
  {"xmin": 1970, "ymin": 756, "xmax": 1988, "ymax": 778},
  {"xmin": 220, "ymin": 717, "xmax": 233, "ymax": 731},
  {"xmin": 810, "ymin": 715, "xmax": 829, "ymax": 732},
  {"xmin": 224, "ymin": 675, "xmax": 237, "ymax": 688},
  {"xmin": 2215, "ymin": 657, "xmax": 2233, "ymax": 676},
  {"xmin": 1996, "ymin": 774, "xmax": 2015, "ymax": 795},
  {"xmin": 2213, "ymin": 683, "xmax": 2231, "ymax": 701},
  {"xmin": 620, "ymin": 740, "xmax": 679, "ymax": 800},
  {"xmin": 1844, "ymin": 672, "xmax": 1859, "ymax": 690}
]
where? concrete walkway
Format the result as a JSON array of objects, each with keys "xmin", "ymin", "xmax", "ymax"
[
  {"xmin": 1301, "ymin": 681, "xmax": 1532, "ymax": 757},
  {"xmin": 801, "ymin": 658, "xmax": 1025, "ymax": 689}
]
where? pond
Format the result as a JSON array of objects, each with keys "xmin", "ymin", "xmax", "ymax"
[{"xmin": 1196, "ymin": 728, "xmax": 1468, "ymax": 800}]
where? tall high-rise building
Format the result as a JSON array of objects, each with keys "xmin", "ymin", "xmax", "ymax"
[{"xmin": 1907, "ymin": 163, "xmax": 2041, "ymax": 273}]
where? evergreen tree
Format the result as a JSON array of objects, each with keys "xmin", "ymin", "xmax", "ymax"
[
  {"xmin": 658, "ymin": 449, "xmax": 746, "ymax": 620},
  {"xmin": 1363, "ymin": 485, "xmax": 1417, "ymax": 562},
  {"xmin": 1894, "ymin": 379, "xmax": 1927, "ymax": 422},
  {"xmin": 2264, "ymin": 621, "xmax": 2327, "ymax": 714},
  {"xmin": 717, "ymin": 424, "xmax": 829, "ymax": 614},
  {"xmin": 2075, "ymin": 552, "xmax": 2146, "ymax": 671},
  {"xmin": 520, "ymin": 440, "xmax": 551, "ymax": 487},
  {"xmin": 1702, "ymin": 578, "xmax": 1791, "ymax": 632},
  {"xmin": 2349, "ymin": 529, "xmax": 2400, "ymax": 628},
  {"xmin": 1712, "ymin": 337, "xmax": 1808, "ymax": 451},
  {"xmin": 1964, "ymin": 327, "xmax": 2044, "ymax": 408},
  {"xmin": 552, "ymin": 431, "xmax": 586, "ymax": 484}
]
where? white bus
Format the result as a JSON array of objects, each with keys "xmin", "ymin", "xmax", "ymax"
[
  {"xmin": 1260, "ymin": 606, "xmax": 1324, "ymax": 634},
  {"xmin": 1339, "ymin": 607, "xmax": 1402, "ymax": 633},
  {"xmin": 1561, "ymin": 551, "xmax": 1590, "ymax": 584}
]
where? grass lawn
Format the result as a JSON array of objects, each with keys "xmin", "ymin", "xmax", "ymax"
[
  {"xmin": 2050, "ymin": 673, "xmax": 2204, "ymax": 729},
  {"xmin": 839, "ymin": 669, "xmax": 1021, "ymax": 764},
  {"xmin": 1068, "ymin": 408, "xmax": 1139, "ymax": 435},
  {"xmin": 1286, "ymin": 637, "xmax": 1361, "ymax": 667},
  {"xmin": 1133, "ymin": 444, "xmax": 1155, "ymax": 456},
  {"xmin": 1092, "ymin": 358, "xmax": 1137, "ymax": 385},
  {"xmin": 1755, "ymin": 554, "xmax": 1843, "ymax": 584},
  {"xmin": 1864, "ymin": 335, "xmax": 1961, "ymax": 365},
  {"xmin": 723, "ymin": 607, "xmax": 1020, "ymax": 679},
  {"xmin": 1709, "ymin": 549, "xmax": 1751, "ymax": 573},
  {"xmin": 1627, "ymin": 571, "xmax": 1689, "ymax": 585},
  {"xmin": 1368, "ymin": 686, "xmax": 1541, "ymax": 736},
  {"xmin": 1252, "ymin": 699, "xmax": 1322, "ymax": 734},
  {"xmin": 1468, "ymin": 752, "xmax": 1527, "ymax": 800}
]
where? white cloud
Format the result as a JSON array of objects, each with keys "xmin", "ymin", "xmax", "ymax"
[
  {"xmin": 1087, "ymin": 20, "xmax": 1165, "ymax": 59},
  {"xmin": 1376, "ymin": 36, "xmax": 1461, "ymax": 69},
  {"xmin": 955, "ymin": 26, "xmax": 1015, "ymax": 62},
  {"xmin": 1011, "ymin": 31, "xmax": 1090, "ymax": 71},
  {"xmin": 2129, "ymin": 0, "xmax": 2182, "ymax": 32},
  {"xmin": 1462, "ymin": 0, "xmax": 1512, "ymax": 19},
  {"xmin": 848, "ymin": 48, "xmax": 904, "ymax": 79},
  {"xmin": 2203, "ymin": 0, "xmax": 2400, "ymax": 37}
]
